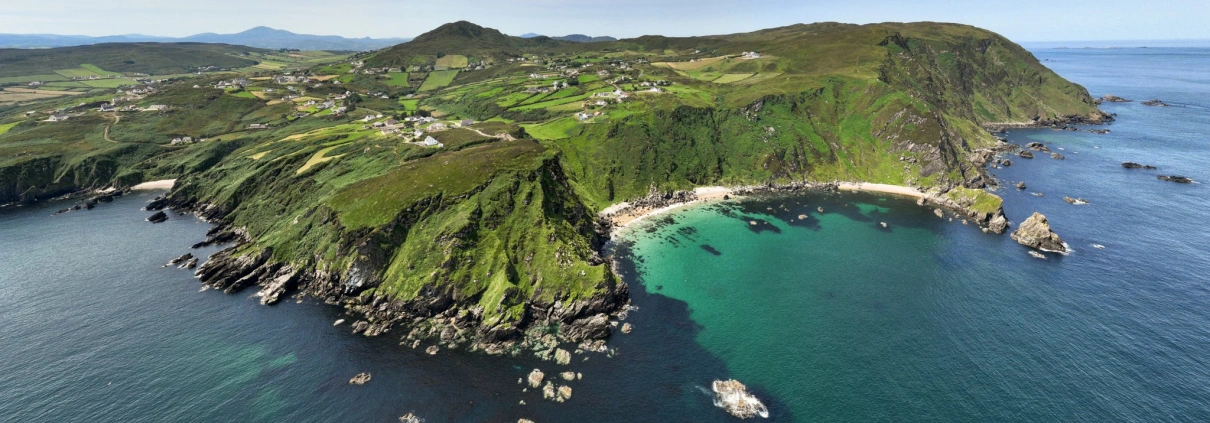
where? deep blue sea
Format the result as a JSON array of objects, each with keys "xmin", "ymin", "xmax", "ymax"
[{"xmin": 2, "ymin": 48, "xmax": 1209, "ymax": 422}]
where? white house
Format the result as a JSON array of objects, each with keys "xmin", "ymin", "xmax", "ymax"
[{"xmin": 421, "ymin": 136, "xmax": 444, "ymax": 148}]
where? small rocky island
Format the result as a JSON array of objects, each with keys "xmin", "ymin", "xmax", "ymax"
[
  {"xmin": 1011, "ymin": 213, "xmax": 1067, "ymax": 253},
  {"xmin": 712, "ymin": 379, "xmax": 769, "ymax": 419}
]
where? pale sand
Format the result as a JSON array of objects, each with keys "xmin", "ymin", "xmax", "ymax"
[
  {"xmin": 605, "ymin": 187, "xmax": 735, "ymax": 233},
  {"xmin": 836, "ymin": 182, "xmax": 925, "ymax": 199},
  {"xmin": 131, "ymin": 179, "xmax": 176, "ymax": 190},
  {"xmin": 606, "ymin": 183, "xmax": 930, "ymax": 235}
]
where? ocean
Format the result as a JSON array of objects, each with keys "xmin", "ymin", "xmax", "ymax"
[{"xmin": 1, "ymin": 47, "xmax": 1208, "ymax": 422}]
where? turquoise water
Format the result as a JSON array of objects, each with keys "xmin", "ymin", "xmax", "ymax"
[
  {"xmin": 614, "ymin": 48, "xmax": 1210, "ymax": 421},
  {"xmin": 1, "ymin": 48, "xmax": 1209, "ymax": 422}
]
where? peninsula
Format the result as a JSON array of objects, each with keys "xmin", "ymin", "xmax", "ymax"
[{"xmin": 0, "ymin": 21, "xmax": 1108, "ymax": 354}]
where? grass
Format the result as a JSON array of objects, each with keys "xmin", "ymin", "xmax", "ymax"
[
  {"xmin": 435, "ymin": 55, "xmax": 470, "ymax": 69},
  {"xmin": 399, "ymin": 99, "xmax": 420, "ymax": 111},
  {"xmin": 419, "ymin": 70, "xmax": 459, "ymax": 92},
  {"xmin": 329, "ymin": 141, "xmax": 547, "ymax": 230},
  {"xmin": 297, "ymin": 145, "xmax": 345, "ymax": 174},
  {"xmin": 0, "ymin": 122, "xmax": 19, "ymax": 136},
  {"xmin": 522, "ymin": 117, "xmax": 582, "ymax": 140},
  {"xmin": 712, "ymin": 73, "xmax": 755, "ymax": 84}
]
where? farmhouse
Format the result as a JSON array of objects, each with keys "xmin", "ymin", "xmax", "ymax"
[
  {"xmin": 49, "ymin": 114, "xmax": 70, "ymax": 122},
  {"xmin": 98, "ymin": 104, "xmax": 115, "ymax": 112},
  {"xmin": 144, "ymin": 105, "xmax": 169, "ymax": 112},
  {"xmin": 248, "ymin": 123, "xmax": 270, "ymax": 130},
  {"xmin": 460, "ymin": 119, "xmax": 473, "ymax": 127},
  {"xmin": 421, "ymin": 136, "xmax": 444, "ymax": 148}
]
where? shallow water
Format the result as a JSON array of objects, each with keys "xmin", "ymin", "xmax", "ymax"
[{"xmin": 1, "ymin": 48, "xmax": 1208, "ymax": 422}]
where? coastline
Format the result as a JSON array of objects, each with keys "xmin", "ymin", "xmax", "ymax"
[{"xmin": 603, "ymin": 181, "xmax": 940, "ymax": 237}]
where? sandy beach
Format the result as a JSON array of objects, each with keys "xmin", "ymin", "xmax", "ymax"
[
  {"xmin": 605, "ymin": 182, "xmax": 930, "ymax": 235},
  {"xmin": 130, "ymin": 179, "xmax": 176, "ymax": 190},
  {"xmin": 836, "ymin": 182, "xmax": 925, "ymax": 199}
]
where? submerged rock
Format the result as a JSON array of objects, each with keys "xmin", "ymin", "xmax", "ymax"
[
  {"xmin": 1122, "ymin": 162, "xmax": 1157, "ymax": 170},
  {"xmin": 1011, "ymin": 212, "xmax": 1066, "ymax": 253},
  {"xmin": 349, "ymin": 372, "xmax": 371, "ymax": 385},
  {"xmin": 712, "ymin": 379, "xmax": 769, "ymax": 419},
  {"xmin": 1158, "ymin": 175, "xmax": 1193, "ymax": 183}
]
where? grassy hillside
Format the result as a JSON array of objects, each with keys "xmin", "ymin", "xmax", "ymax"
[
  {"xmin": 0, "ymin": 43, "xmax": 266, "ymax": 77},
  {"xmin": 0, "ymin": 21, "xmax": 1108, "ymax": 351}
]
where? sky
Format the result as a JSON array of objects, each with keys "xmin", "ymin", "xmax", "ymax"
[{"xmin": 2, "ymin": 0, "xmax": 1208, "ymax": 42}]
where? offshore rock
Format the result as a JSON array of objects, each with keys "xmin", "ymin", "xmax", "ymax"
[
  {"xmin": 1122, "ymin": 162, "xmax": 1157, "ymax": 170},
  {"xmin": 1142, "ymin": 99, "xmax": 1169, "ymax": 107},
  {"xmin": 147, "ymin": 211, "xmax": 168, "ymax": 223},
  {"xmin": 180, "ymin": 257, "xmax": 199, "ymax": 269},
  {"xmin": 145, "ymin": 195, "xmax": 169, "ymax": 211},
  {"xmin": 1050, "ymin": 152, "xmax": 1066, "ymax": 160},
  {"xmin": 1158, "ymin": 175, "xmax": 1193, "ymax": 183},
  {"xmin": 712, "ymin": 379, "xmax": 769, "ymax": 419},
  {"xmin": 1100, "ymin": 95, "xmax": 1131, "ymax": 103},
  {"xmin": 1011, "ymin": 212, "xmax": 1066, "ymax": 253},
  {"xmin": 527, "ymin": 368, "xmax": 545, "ymax": 388},
  {"xmin": 167, "ymin": 253, "xmax": 193, "ymax": 267},
  {"xmin": 349, "ymin": 372, "xmax": 371, "ymax": 385},
  {"xmin": 1017, "ymin": 150, "xmax": 1034, "ymax": 159},
  {"xmin": 987, "ymin": 214, "xmax": 1009, "ymax": 234}
]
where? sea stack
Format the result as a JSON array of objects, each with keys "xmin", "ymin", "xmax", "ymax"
[{"xmin": 1011, "ymin": 212, "xmax": 1067, "ymax": 253}]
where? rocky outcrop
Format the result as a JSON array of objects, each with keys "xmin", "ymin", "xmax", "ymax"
[
  {"xmin": 1142, "ymin": 99, "xmax": 1169, "ymax": 107},
  {"xmin": 349, "ymin": 372, "xmax": 371, "ymax": 385},
  {"xmin": 257, "ymin": 267, "xmax": 299, "ymax": 305},
  {"xmin": 1099, "ymin": 95, "xmax": 1131, "ymax": 103},
  {"xmin": 146, "ymin": 211, "xmax": 168, "ymax": 223},
  {"xmin": 1158, "ymin": 175, "xmax": 1193, "ymax": 183},
  {"xmin": 1026, "ymin": 142, "xmax": 1050, "ymax": 152},
  {"xmin": 1122, "ymin": 162, "xmax": 1157, "ymax": 170},
  {"xmin": 1011, "ymin": 212, "xmax": 1066, "ymax": 253},
  {"xmin": 166, "ymin": 253, "xmax": 193, "ymax": 267},
  {"xmin": 712, "ymin": 379, "xmax": 769, "ymax": 419}
]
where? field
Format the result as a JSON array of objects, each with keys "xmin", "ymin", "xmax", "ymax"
[
  {"xmin": 419, "ymin": 70, "xmax": 459, "ymax": 91},
  {"xmin": 712, "ymin": 73, "xmax": 755, "ymax": 84},
  {"xmin": 0, "ymin": 87, "xmax": 85, "ymax": 104},
  {"xmin": 435, "ymin": 54, "xmax": 469, "ymax": 69}
]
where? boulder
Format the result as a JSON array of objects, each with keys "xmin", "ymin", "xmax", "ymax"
[
  {"xmin": 561, "ymin": 371, "xmax": 576, "ymax": 381},
  {"xmin": 527, "ymin": 368, "xmax": 544, "ymax": 388},
  {"xmin": 1016, "ymin": 182, "xmax": 1026, "ymax": 190},
  {"xmin": 1011, "ymin": 212, "xmax": 1066, "ymax": 253},
  {"xmin": 1050, "ymin": 152, "xmax": 1066, "ymax": 160},
  {"xmin": 147, "ymin": 211, "xmax": 168, "ymax": 223},
  {"xmin": 349, "ymin": 372, "xmax": 371, "ymax": 385},
  {"xmin": 1017, "ymin": 150, "xmax": 1034, "ymax": 159},
  {"xmin": 1001, "ymin": 159, "xmax": 1012, "ymax": 167},
  {"xmin": 620, "ymin": 322, "xmax": 633, "ymax": 334},
  {"xmin": 554, "ymin": 348, "xmax": 571, "ymax": 366},
  {"xmin": 556, "ymin": 385, "xmax": 573, "ymax": 402}
]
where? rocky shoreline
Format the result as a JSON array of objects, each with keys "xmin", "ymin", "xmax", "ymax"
[{"xmin": 156, "ymin": 197, "xmax": 628, "ymax": 363}]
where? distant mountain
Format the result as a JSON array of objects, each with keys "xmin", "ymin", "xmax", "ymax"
[
  {"xmin": 0, "ymin": 27, "xmax": 409, "ymax": 51},
  {"xmin": 553, "ymin": 34, "xmax": 618, "ymax": 43},
  {"xmin": 369, "ymin": 21, "xmax": 566, "ymax": 67},
  {"xmin": 515, "ymin": 32, "xmax": 617, "ymax": 43}
]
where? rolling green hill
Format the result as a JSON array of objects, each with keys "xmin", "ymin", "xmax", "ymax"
[
  {"xmin": 0, "ymin": 21, "xmax": 1108, "ymax": 355},
  {"xmin": 0, "ymin": 43, "xmax": 267, "ymax": 78}
]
